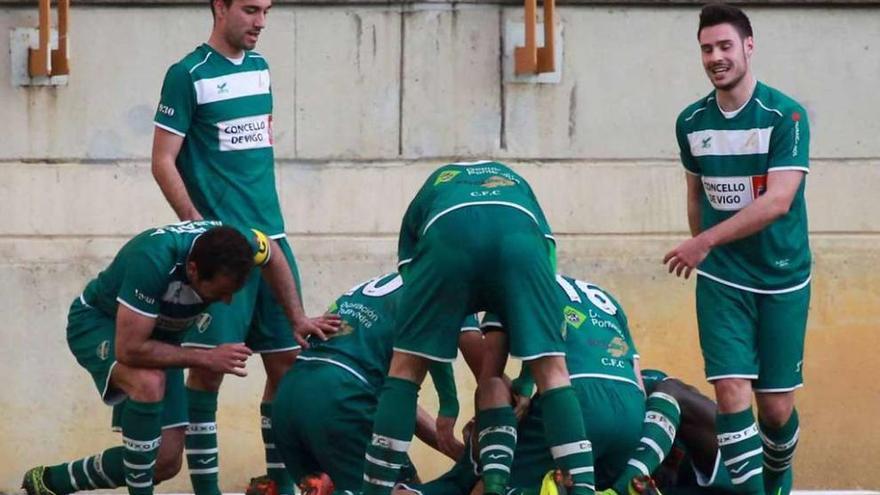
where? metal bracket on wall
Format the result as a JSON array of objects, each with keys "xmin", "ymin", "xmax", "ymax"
[
  {"xmin": 514, "ymin": 0, "xmax": 555, "ymax": 75},
  {"xmin": 11, "ymin": 0, "xmax": 70, "ymax": 86}
]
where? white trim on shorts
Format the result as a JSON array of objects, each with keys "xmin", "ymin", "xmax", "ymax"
[
  {"xmin": 392, "ymin": 347, "xmax": 456, "ymax": 363},
  {"xmin": 511, "ymin": 351, "xmax": 566, "ymax": 361}
]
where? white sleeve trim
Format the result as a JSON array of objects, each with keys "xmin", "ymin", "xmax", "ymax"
[
  {"xmin": 683, "ymin": 168, "xmax": 701, "ymax": 176},
  {"xmin": 397, "ymin": 258, "xmax": 413, "ymax": 268},
  {"xmin": 116, "ymin": 297, "xmax": 159, "ymax": 318},
  {"xmin": 154, "ymin": 121, "xmax": 186, "ymax": 137},
  {"xmin": 767, "ymin": 166, "xmax": 809, "ymax": 174}
]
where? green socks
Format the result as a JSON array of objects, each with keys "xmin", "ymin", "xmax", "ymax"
[
  {"xmin": 186, "ymin": 388, "xmax": 220, "ymax": 495},
  {"xmin": 477, "ymin": 406, "xmax": 518, "ymax": 495},
  {"xmin": 261, "ymin": 402, "xmax": 294, "ymax": 495},
  {"xmin": 541, "ymin": 386, "xmax": 595, "ymax": 495},
  {"xmin": 45, "ymin": 446, "xmax": 126, "ymax": 494},
  {"xmin": 717, "ymin": 407, "xmax": 764, "ymax": 495},
  {"xmin": 121, "ymin": 399, "xmax": 163, "ymax": 495},
  {"xmin": 613, "ymin": 391, "xmax": 681, "ymax": 494},
  {"xmin": 362, "ymin": 377, "xmax": 419, "ymax": 495},
  {"xmin": 760, "ymin": 408, "xmax": 799, "ymax": 495}
]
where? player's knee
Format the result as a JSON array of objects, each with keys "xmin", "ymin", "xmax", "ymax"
[
  {"xmin": 713, "ymin": 378, "xmax": 752, "ymax": 413},
  {"xmin": 128, "ymin": 369, "xmax": 166, "ymax": 402},
  {"xmin": 757, "ymin": 395, "xmax": 794, "ymax": 428},
  {"xmin": 187, "ymin": 366, "xmax": 224, "ymax": 392},
  {"xmin": 477, "ymin": 376, "xmax": 510, "ymax": 409}
]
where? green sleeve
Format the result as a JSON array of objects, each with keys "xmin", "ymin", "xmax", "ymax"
[
  {"xmin": 511, "ymin": 364, "xmax": 535, "ymax": 398},
  {"xmin": 768, "ymin": 106, "xmax": 810, "ymax": 170},
  {"xmin": 117, "ymin": 250, "xmax": 169, "ymax": 318},
  {"xmin": 154, "ymin": 63, "xmax": 195, "ymax": 136},
  {"xmin": 428, "ymin": 361, "xmax": 459, "ymax": 418},
  {"xmin": 676, "ymin": 113, "xmax": 701, "ymax": 175}
]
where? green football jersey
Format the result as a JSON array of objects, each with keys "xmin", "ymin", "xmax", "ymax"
[
  {"xmin": 675, "ymin": 82, "xmax": 811, "ymax": 292},
  {"xmin": 398, "ymin": 161, "xmax": 554, "ymax": 268},
  {"xmin": 80, "ymin": 220, "xmax": 268, "ymax": 342},
  {"xmin": 154, "ymin": 44, "xmax": 284, "ymax": 237},
  {"xmin": 300, "ymin": 273, "xmax": 468, "ymax": 396},
  {"xmin": 484, "ymin": 275, "xmax": 640, "ymax": 388}
]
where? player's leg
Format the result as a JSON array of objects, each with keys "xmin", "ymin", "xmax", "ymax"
[
  {"xmin": 754, "ymin": 284, "xmax": 809, "ymax": 495},
  {"xmin": 249, "ymin": 237, "xmax": 305, "ymax": 495},
  {"xmin": 182, "ymin": 269, "xmax": 261, "ymax": 495},
  {"xmin": 696, "ymin": 277, "xmax": 763, "ymax": 495},
  {"xmin": 26, "ymin": 299, "xmax": 164, "ymax": 495},
  {"xmin": 489, "ymin": 210, "xmax": 593, "ymax": 495},
  {"xmin": 364, "ymin": 212, "xmax": 477, "ymax": 495},
  {"xmin": 475, "ymin": 376, "xmax": 520, "ymax": 495},
  {"xmin": 610, "ymin": 388, "xmax": 680, "ymax": 494}
]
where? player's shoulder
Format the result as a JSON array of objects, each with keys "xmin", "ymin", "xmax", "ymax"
[
  {"xmin": 754, "ymin": 81, "xmax": 807, "ymax": 122},
  {"xmin": 245, "ymin": 50, "xmax": 270, "ymax": 69},
  {"xmin": 168, "ymin": 45, "xmax": 213, "ymax": 77},
  {"xmin": 676, "ymin": 91, "xmax": 715, "ymax": 130}
]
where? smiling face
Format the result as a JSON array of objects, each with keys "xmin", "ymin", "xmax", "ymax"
[
  {"xmin": 699, "ymin": 22, "xmax": 753, "ymax": 92},
  {"xmin": 213, "ymin": 0, "xmax": 272, "ymax": 52}
]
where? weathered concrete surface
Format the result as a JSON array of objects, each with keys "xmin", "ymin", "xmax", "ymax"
[{"xmin": 2, "ymin": 1, "xmax": 880, "ymax": 491}]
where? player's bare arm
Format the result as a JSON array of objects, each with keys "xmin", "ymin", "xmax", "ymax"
[
  {"xmin": 685, "ymin": 173, "xmax": 703, "ymax": 237},
  {"xmin": 115, "ymin": 304, "xmax": 251, "ymax": 376},
  {"xmin": 260, "ymin": 238, "xmax": 341, "ymax": 348},
  {"xmin": 151, "ymin": 127, "xmax": 202, "ymax": 221},
  {"xmin": 664, "ymin": 170, "xmax": 805, "ymax": 278}
]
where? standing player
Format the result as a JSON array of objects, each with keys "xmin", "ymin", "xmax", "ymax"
[
  {"xmin": 150, "ymin": 2, "xmax": 336, "ymax": 495},
  {"xmin": 21, "ymin": 221, "xmax": 305, "ymax": 495},
  {"xmin": 663, "ymin": 5, "xmax": 810, "ymax": 495},
  {"xmin": 362, "ymin": 161, "xmax": 595, "ymax": 495}
]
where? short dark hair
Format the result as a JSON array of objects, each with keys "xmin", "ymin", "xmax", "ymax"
[
  {"xmin": 189, "ymin": 226, "xmax": 254, "ymax": 285},
  {"xmin": 698, "ymin": 3, "xmax": 753, "ymax": 40},
  {"xmin": 210, "ymin": 0, "xmax": 233, "ymax": 18}
]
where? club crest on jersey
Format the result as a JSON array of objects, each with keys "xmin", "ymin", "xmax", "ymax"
[
  {"xmin": 195, "ymin": 313, "xmax": 213, "ymax": 333},
  {"xmin": 97, "ymin": 340, "xmax": 111, "ymax": 361},
  {"xmin": 563, "ymin": 305, "xmax": 586, "ymax": 329},
  {"xmin": 482, "ymin": 175, "xmax": 516, "ymax": 188},
  {"xmin": 434, "ymin": 170, "xmax": 461, "ymax": 186},
  {"xmin": 606, "ymin": 336, "xmax": 629, "ymax": 358}
]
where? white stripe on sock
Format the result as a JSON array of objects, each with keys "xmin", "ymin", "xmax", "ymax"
[
  {"xmin": 483, "ymin": 463, "xmax": 511, "ymax": 473},
  {"xmin": 724, "ymin": 447, "xmax": 764, "ymax": 466},
  {"xmin": 627, "ymin": 459, "xmax": 650, "ymax": 476},
  {"xmin": 550, "ymin": 440, "xmax": 592, "ymax": 459},
  {"xmin": 365, "ymin": 453, "xmax": 404, "ymax": 470},
  {"xmin": 731, "ymin": 467, "xmax": 763, "ymax": 485}
]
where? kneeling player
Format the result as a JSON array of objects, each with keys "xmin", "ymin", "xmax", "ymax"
[
  {"xmin": 272, "ymin": 273, "xmax": 480, "ymax": 492},
  {"xmin": 21, "ymin": 221, "xmax": 336, "ymax": 495}
]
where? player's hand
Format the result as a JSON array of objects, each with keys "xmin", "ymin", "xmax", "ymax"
[
  {"xmin": 436, "ymin": 415, "xmax": 465, "ymax": 460},
  {"xmin": 512, "ymin": 392, "xmax": 531, "ymax": 422},
  {"xmin": 293, "ymin": 314, "xmax": 342, "ymax": 348},
  {"xmin": 663, "ymin": 235, "xmax": 711, "ymax": 279},
  {"xmin": 204, "ymin": 343, "xmax": 252, "ymax": 376}
]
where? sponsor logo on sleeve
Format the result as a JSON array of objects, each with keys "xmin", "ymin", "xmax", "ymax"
[
  {"xmin": 563, "ymin": 305, "xmax": 587, "ymax": 329},
  {"xmin": 434, "ymin": 170, "xmax": 461, "ymax": 186},
  {"xmin": 792, "ymin": 112, "xmax": 801, "ymax": 158},
  {"xmin": 217, "ymin": 114, "xmax": 273, "ymax": 151},
  {"xmin": 701, "ymin": 175, "xmax": 767, "ymax": 211},
  {"xmin": 157, "ymin": 103, "xmax": 175, "ymax": 117}
]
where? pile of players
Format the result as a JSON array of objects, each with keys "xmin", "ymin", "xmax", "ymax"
[{"xmin": 19, "ymin": 2, "xmax": 811, "ymax": 495}]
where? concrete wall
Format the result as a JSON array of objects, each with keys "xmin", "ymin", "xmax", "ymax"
[{"xmin": 2, "ymin": 2, "xmax": 879, "ymax": 491}]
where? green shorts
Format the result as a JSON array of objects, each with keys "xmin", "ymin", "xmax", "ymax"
[
  {"xmin": 183, "ymin": 237, "xmax": 301, "ymax": 353},
  {"xmin": 271, "ymin": 360, "xmax": 416, "ymax": 489},
  {"xmin": 395, "ymin": 206, "xmax": 564, "ymax": 362},
  {"xmin": 696, "ymin": 276, "xmax": 810, "ymax": 391},
  {"xmin": 509, "ymin": 378, "xmax": 645, "ymax": 492},
  {"xmin": 66, "ymin": 297, "xmax": 188, "ymax": 429}
]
